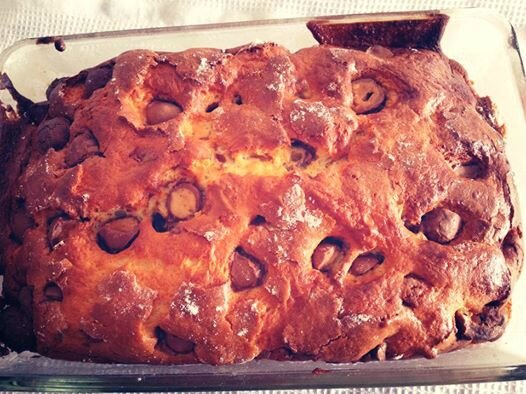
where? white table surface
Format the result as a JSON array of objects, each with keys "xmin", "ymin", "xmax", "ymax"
[{"xmin": 0, "ymin": 0, "xmax": 525, "ymax": 393}]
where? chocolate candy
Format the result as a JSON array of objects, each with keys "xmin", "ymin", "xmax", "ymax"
[
  {"xmin": 84, "ymin": 66, "xmax": 113, "ymax": 98},
  {"xmin": 46, "ymin": 77, "xmax": 65, "ymax": 100},
  {"xmin": 155, "ymin": 327, "xmax": 194, "ymax": 354},
  {"xmin": 360, "ymin": 342, "xmax": 387, "ymax": 362},
  {"xmin": 46, "ymin": 80, "xmax": 75, "ymax": 119},
  {"xmin": 421, "ymin": 207, "xmax": 462, "ymax": 244},
  {"xmin": 230, "ymin": 248, "xmax": 265, "ymax": 291},
  {"xmin": 349, "ymin": 252, "xmax": 384, "ymax": 276},
  {"xmin": 249, "ymin": 215, "xmax": 266, "ymax": 226},
  {"xmin": 37, "ymin": 117, "xmax": 70, "ymax": 153},
  {"xmin": 233, "ymin": 94, "xmax": 243, "ymax": 105},
  {"xmin": 400, "ymin": 274, "xmax": 428, "ymax": 308},
  {"xmin": 351, "ymin": 78, "xmax": 386, "ymax": 115},
  {"xmin": 43, "ymin": 282, "xmax": 63, "ymax": 301},
  {"xmin": 455, "ymin": 306, "xmax": 506, "ymax": 341},
  {"xmin": 312, "ymin": 238, "xmax": 345, "ymax": 272},
  {"xmin": 454, "ymin": 159, "xmax": 486, "ymax": 179},
  {"xmin": 151, "ymin": 212, "xmax": 169, "ymax": 233},
  {"xmin": 167, "ymin": 183, "xmax": 202, "ymax": 220},
  {"xmin": 205, "ymin": 102, "xmax": 219, "ymax": 113},
  {"xmin": 65, "ymin": 129, "xmax": 101, "ymax": 167},
  {"xmin": 47, "ymin": 215, "xmax": 74, "ymax": 249},
  {"xmin": 96, "ymin": 216, "xmax": 140, "ymax": 254},
  {"xmin": 290, "ymin": 140, "xmax": 315, "ymax": 167},
  {"xmin": 146, "ymin": 99, "xmax": 182, "ymax": 125}
]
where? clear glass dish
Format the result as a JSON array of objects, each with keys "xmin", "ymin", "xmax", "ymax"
[{"xmin": 1, "ymin": 7, "xmax": 526, "ymax": 391}]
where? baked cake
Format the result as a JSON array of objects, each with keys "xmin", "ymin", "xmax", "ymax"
[{"xmin": 0, "ymin": 16, "xmax": 523, "ymax": 364}]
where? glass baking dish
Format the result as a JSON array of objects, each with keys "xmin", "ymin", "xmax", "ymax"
[{"xmin": 1, "ymin": 7, "xmax": 526, "ymax": 392}]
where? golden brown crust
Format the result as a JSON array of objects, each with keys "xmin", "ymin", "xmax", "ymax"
[{"xmin": 0, "ymin": 35, "xmax": 522, "ymax": 364}]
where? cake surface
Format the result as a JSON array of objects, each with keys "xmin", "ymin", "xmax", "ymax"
[{"xmin": 0, "ymin": 21, "xmax": 523, "ymax": 364}]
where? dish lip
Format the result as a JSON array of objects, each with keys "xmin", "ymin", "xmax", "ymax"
[
  {"xmin": 1, "ymin": 6, "xmax": 526, "ymax": 391},
  {"xmin": 0, "ymin": 362, "xmax": 526, "ymax": 391}
]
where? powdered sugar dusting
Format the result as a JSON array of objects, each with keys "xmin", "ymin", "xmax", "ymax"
[
  {"xmin": 237, "ymin": 328, "xmax": 248, "ymax": 337},
  {"xmin": 266, "ymin": 59, "xmax": 289, "ymax": 92},
  {"xmin": 327, "ymin": 81, "xmax": 338, "ymax": 92},
  {"xmin": 266, "ymin": 285, "xmax": 278, "ymax": 296},
  {"xmin": 196, "ymin": 57, "xmax": 210, "ymax": 75},
  {"xmin": 344, "ymin": 313, "xmax": 374, "ymax": 327},
  {"xmin": 304, "ymin": 211, "xmax": 322, "ymax": 228},
  {"xmin": 290, "ymin": 107, "xmax": 306, "ymax": 123},
  {"xmin": 289, "ymin": 100, "xmax": 332, "ymax": 125},
  {"xmin": 179, "ymin": 285, "xmax": 199, "ymax": 316},
  {"xmin": 278, "ymin": 183, "xmax": 322, "ymax": 229},
  {"xmin": 203, "ymin": 230, "xmax": 216, "ymax": 241},
  {"xmin": 423, "ymin": 92, "xmax": 446, "ymax": 117}
]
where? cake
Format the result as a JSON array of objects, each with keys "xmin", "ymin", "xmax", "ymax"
[{"xmin": 0, "ymin": 15, "xmax": 523, "ymax": 365}]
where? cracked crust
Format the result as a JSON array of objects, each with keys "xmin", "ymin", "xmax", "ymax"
[{"xmin": 0, "ymin": 19, "xmax": 523, "ymax": 364}]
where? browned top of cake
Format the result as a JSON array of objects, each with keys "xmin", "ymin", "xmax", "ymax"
[{"xmin": 0, "ymin": 35, "xmax": 522, "ymax": 364}]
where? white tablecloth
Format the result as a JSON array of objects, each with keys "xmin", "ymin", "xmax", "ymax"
[{"xmin": 0, "ymin": 0, "xmax": 525, "ymax": 393}]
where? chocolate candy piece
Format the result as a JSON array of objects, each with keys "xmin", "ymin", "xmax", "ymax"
[
  {"xmin": 360, "ymin": 342, "xmax": 387, "ymax": 362},
  {"xmin": 230, "ymin": 248, "xmax": 265, "ymax": 291},
  {"xmin": 0, "ymin": 306, "xmax": 35, "ymax": 352},
  {"xmin": 351, "ymin": 78, "xmax": 386, "ymax": 115},
  {"xmin": 43, "ymin": 282, "xmax": 63, "ymax": 302},
  {"xmin": 96, "ymin": 216, "xmax": 140, "ymax": 254},
  {"xmin": 290, "ymin": 140, "xmax": 315, "ymax": 167},
  {"xmin": 65, "ymin": 129, "xmax": 101, "ymax": 167},
  {"xmin": 47, "ymin": 215, "xmax": 74, "ymax": 249},
  {"xmin": 46, "ymin": 77, "xmax": 65, "ymax": 100},
  {"xmin": 312, "ymin": 238, "xmax": 345, "ymax": 272},
  {"xmin": 454, "ymin": 159, "xmax": 486, "ymax": 179},
  {"xmin": 155, "ymin": 327, "xmax": 194, "ymax": 354},
  {"xmin": 47, "ymin": 79, "xmax": 76, "ymax": 119},
  {"xmin": 167, "ymin": 183, "xmax": 202, "ymax": 220},
  {"xmin": 10, "ymin": 205, "xmax": 35, "ymax": 244},
  {"xmin": 455, "ymin": 163, "xmax": 481, "ymax": 179},
  {"xmin": 233, "ymin": 94, "xmax": 243, "ymax": 105},
  {"xmin": 54, "ymin": 38, "xmax": 66, "ymax": 52},
  {"xmin": 205, "ymin": 102, "xmax": 219, "ymax": 113},
  {"xmin": 249, "ymin": 215, "xmax": 266, "ymax": 226},
  {"xmin": 421, "ymin": 207, "xmax": 462, "ymax": 244},
  {"xmin": 151, "ymin": 212, "xmax": 169, "ymax": 233},
  {"xmin": 37, "ymin": 117, "xmax": 70, "ymax": 153},
  {"xmin": 349, "ymin": 252, "xmax": 384, "ymax": 276},
  {"xmin": 84, "ymin": 66, "xmax": 113, "ymax": 98},
  {"xmin": 400, "ymin": 274, "xmax": 428, "ymax": 308},
  {"xmin": 455, "ymin": 306, "xmax": 506, "ymax": 341},
  {"xmin": 146, "ymin": 99, "xmax": 182, "ymax": 125}
]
